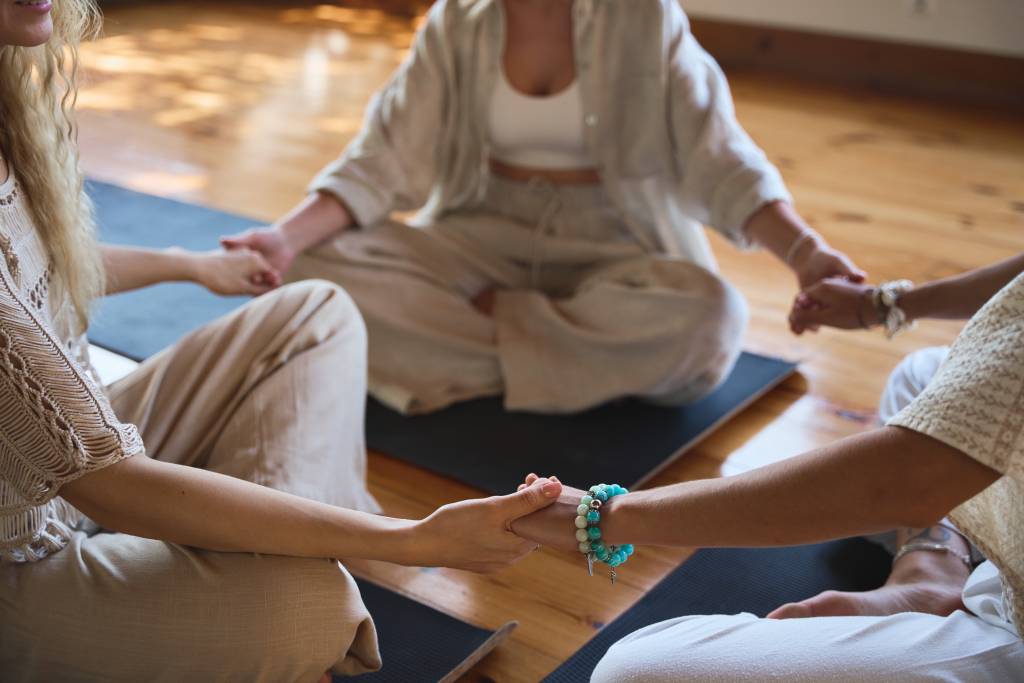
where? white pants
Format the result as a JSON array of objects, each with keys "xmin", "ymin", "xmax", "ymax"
[
  {"xmin": 593, "ymin": 347, "xmax": 1024, "ymax": 682},
  {"xmin": 289, "ymin": 176, "xmax": 747, "ymax": 414}
]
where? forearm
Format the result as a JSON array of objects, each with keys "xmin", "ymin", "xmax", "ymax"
[
  {"xmin": 900, "ymin": 251, "xmax": 1024, "ymax": 321},
  {"xmin": 602, "ymin": 427, "xmax": 998, "ymax": 548},
  {"xmin": 101, "ymin": 245, "xmax": 201, "ymax": 294},
  {"xmin": 276, "ymin": 191, "xmax": 355, "ymax": 254},
  {"xmin": 743, "ymin": 201, "xmax": 818, "ymax": 265},
  {"xmin": 62, "ymin": 455, "xmax": 414, "ymax": 563}
]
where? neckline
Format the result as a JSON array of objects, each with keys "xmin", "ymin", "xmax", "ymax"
[{"xmin": 499, "ymin": 62, "xmax": 577, "ymax": 100}]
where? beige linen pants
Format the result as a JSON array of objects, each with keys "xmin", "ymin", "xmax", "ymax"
[
  {"xmin": 290, "ymin": 177, "xmax": 748, "ymax": 415},
  {"xmin": 0, "ymin": 281, "xmax": 382, "ymax": 682}
]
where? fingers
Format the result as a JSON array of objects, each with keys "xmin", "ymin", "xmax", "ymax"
[
  {"xmin": 246, "ymin": 251, "xmax": 282, "ymax": 290},
  {"xmin": 501, "ymin": 477, "xmax": 562, "ymax": 522},
  {"xmin": 219, "ymin": 234, "xmax": 250, "ymax": 251}
]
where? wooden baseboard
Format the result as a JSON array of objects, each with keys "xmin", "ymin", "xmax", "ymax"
[{"xmin": 690, "ymin": 17, "xmax": 1024, "ymax": 112}]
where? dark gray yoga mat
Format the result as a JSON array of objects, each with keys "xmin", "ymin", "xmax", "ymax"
[
  {"xmin": 543, "ymin": 538, "xmax": 893, "ymax": 682},
  {"xmin": 366, "ymin": 351, "xmax": 795, "ymax": 495},
  {"xmin": 87, "ymin": 180, "xmax": 797, "ymax": 495},
  {"xmin": 342, "ymin": 578, "xmax": 514, "ymax": 682}
]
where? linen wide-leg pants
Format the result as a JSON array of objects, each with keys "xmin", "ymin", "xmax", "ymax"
[
  {"xmin": 289, "ymin": 177, "xmax": 748, "ymax": 415},
  {"xmin": 591, "ymin": 347, "xmax": 1024, "ymax": 682},
  {"xmin": 0, "ymin": 281, "xmax": 382, "ymax": 682}
]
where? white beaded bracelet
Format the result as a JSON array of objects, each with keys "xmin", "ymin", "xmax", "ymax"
[{"xmin": 872, "ymin": 279, "xmax": 915, "ymax": 339}]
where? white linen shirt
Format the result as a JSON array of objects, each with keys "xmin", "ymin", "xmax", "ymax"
[{"xmin": 310, "ymin": 0, "xmax": 792, "ymax": 272}]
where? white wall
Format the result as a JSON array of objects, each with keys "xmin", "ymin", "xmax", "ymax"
[{"xmin": 681, "ymin": 0, "xmax": 1024, "ymax": 58}]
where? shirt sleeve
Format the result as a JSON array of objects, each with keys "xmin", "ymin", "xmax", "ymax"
[
  {"xmin": 308, "ymin": 0, "xmax": 451, "ymax": 228},
  {"xmin": 887, "ymin": 274, "xmax": 1024, "ymax": 478},
  {"xmin": 664, "ymin": 2, "xmax": 792, "ymax": 248},
  {"xmin": 0, "ymin": 256, "xmax": 144, "ymax": 508}
]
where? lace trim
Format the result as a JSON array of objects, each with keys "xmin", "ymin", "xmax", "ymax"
[
  {"xmin": 0, "ymin": 182, "xmax": 17, "ymax": 207},
  {"xmin": 0, "ymin": 497, "xmax": 79, "ymax": 563},
  {"xmin": 0, "ymin": 232, "xmax": 17, "ymax": 282},
  {"xmin": 28, "ymin": 266, "xmax": 50, "ymax": 312}
]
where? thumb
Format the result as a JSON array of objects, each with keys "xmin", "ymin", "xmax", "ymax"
[
  {"xmin": 220, "ymin": 235, "xmax": 249, "ymax": 251},
  {"xmin": 500, "ymin": 477, "xmax": 562, "ymax": 523}
]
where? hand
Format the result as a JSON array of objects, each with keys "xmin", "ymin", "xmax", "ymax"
[
  {"xmin": 509, "ymin": 473, "xmax": 591, "ymax": 553},
  {"xmin": 791, "ymin": 240, "xmax": 867, "ymax": 290},
  {"xmin": 189, "ymin": 248, "xmax": 281, "ymax": 296},
  {"xmin": 409, "ymin": 476, "xmax": 563, "ymax": 573},
  {"xmin": 789, "ymin": 278, "xmax": 877, "ymax": 335},
  {"xmin": 221, "ymin": 225, "xmax": 297, "ymax": 276}
]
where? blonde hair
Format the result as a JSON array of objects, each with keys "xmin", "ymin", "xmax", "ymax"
[{"xmin": 0, "ymin": 0, "xmax": 102, "ymax": 330}]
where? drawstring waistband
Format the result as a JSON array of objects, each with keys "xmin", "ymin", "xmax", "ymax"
[{"xmin": 525, "ymin": 176, "xmax": 563, "ymax": 289}]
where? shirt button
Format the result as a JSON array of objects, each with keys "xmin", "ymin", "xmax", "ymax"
[{"xmin": 585, "ymin": 113, "xmax": 598, "ymax": 127}]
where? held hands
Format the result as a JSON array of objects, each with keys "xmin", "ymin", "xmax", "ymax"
[
  {"xmin": 189, "ymin": 247, "xmax": 282, "ymax": 296},
  {"xmin": 789, "ymin": 278, "xmax": 877, "ymax": 335},
  {"xmin": 509, "ymin": 473, "xmax": 591, "ymax": 554},
  {"xmin": 221, "ymin": 226, "xmax": 297, "ymax": 279},
  {"xmin": 409, "ymin": 476, "xmax": 563, "ymax": 573},
  {"xmin": 789, "ymin": 236, "xmax": 866, "ymax": 291}
]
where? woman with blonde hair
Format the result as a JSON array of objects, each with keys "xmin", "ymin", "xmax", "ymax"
[{"xmin": 0, "ymin": 2, "xmax": 561, "ymax": 680}]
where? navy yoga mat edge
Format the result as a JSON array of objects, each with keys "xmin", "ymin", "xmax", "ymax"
[{"xmin": 542, "ymin": 538, "xmax": 893, "ymax": 682}]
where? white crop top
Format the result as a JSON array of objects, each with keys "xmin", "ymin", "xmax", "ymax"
[{"xmin": 488, "ymin": 67, "xmax": 593, "ymax": 170}]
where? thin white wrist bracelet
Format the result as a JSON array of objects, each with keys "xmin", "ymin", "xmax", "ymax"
[{"xmin": 785, "ymin": 232, "xmax": 817, "ymax": 266}]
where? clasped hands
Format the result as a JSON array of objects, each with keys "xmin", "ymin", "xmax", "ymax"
[{"xmin": 785, "ymin": 236, "xmax": 876, "ymax": 336}]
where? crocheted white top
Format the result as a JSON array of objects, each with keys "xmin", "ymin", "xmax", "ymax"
[
  {"xmin": 890, "ymin": 272, "xmax": 1024, "ymax": 635},
  {"xmin": 0, "ymin": 171, "xmax": 143, "ymax": 562}
]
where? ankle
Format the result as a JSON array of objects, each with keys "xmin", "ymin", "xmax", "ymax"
[{"xmin": 889, "ymin": 550, "xmax": 971, "ymax": 586}]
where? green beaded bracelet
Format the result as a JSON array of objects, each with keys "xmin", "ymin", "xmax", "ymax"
[{"xmin": 574, "ymin": 483, "xmax": 634, "ymax": 584}]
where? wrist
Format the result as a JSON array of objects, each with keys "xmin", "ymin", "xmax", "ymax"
[
  {"xmin": 387, "ymin": 517, "xmax": 423, "ymax": 565},
  {"xmin": 164, "ymin": 246, "xmax": 203, "ymax": 284},
  {"xmin": 277, "ymin": 191, "xmax": 352, "ymax": 254},
  {"xmin": 788, "ymin": 234, "xmax": 826, "ymax": 276},
  {"xmin": 274, "ymin": 221, "xmax": 306, "ymax": 257},
  {"xmin": 359, "ymin": 516, "xmax": 421, "ymax": 565},
  {"xmin": 858, "ymin": 287, "xmax": 881, "ymax": 329},
  {"xmin": 600, "ymin": 493, "xmax": 632, "ymax": 546}
]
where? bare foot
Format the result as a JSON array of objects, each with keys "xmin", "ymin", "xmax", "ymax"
[{"xmin": 768, "ymin": 531, "xmax": 971, "ymax": 619}]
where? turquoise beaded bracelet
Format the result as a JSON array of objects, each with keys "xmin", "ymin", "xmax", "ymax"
[{"xmin": 574, "ymin": 483, "xmax": 634, "ymax": 584}]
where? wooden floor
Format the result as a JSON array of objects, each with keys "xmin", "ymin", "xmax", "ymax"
[{"xmin": 77, "ymin": 3, "xmax": 1024, "ymax": 681}]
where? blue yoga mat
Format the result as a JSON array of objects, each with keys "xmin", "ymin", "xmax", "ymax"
[
  {"xmin": 543, "ymin": 538, "xmax": 893, "ymax": 682},
  {"xmin": 87, "ymin": 180, "xmax": 797, "ymax": 495},
  {"xmin": 87, "ymin": 180, "xmax": 254, "ymax": 360}
]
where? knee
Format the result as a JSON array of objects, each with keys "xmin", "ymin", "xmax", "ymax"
[
  {"xmin": 878, "ymin": 347, "xmax": 948, "ymax": 422},
  {"xmin": 658, "ymin": 261, "xmax": 749, "ymax": 343},
  {"xmin": 591, "ymin": 618, "xmax": 717, "ymax": 683},
  {"xmin": 282, "ymin": 279, "xmax": 368, "ymax": 348},
  {"xmin": 593, "ymin": 615, "xmax": 761, "ymax": 683}
]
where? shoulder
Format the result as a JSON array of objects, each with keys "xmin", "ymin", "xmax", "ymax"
[
  {"xmin": 594, "ymin": 0, "xmax": 691, "ymax": 55},
  {"xmin": 889, "ymin": 274, "xmax": 1024, "ymax": 472}
]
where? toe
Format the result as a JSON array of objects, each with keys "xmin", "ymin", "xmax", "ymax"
[{"xmin": 767, "ymin": 601, "xmax": 814, "ymax": 619}]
